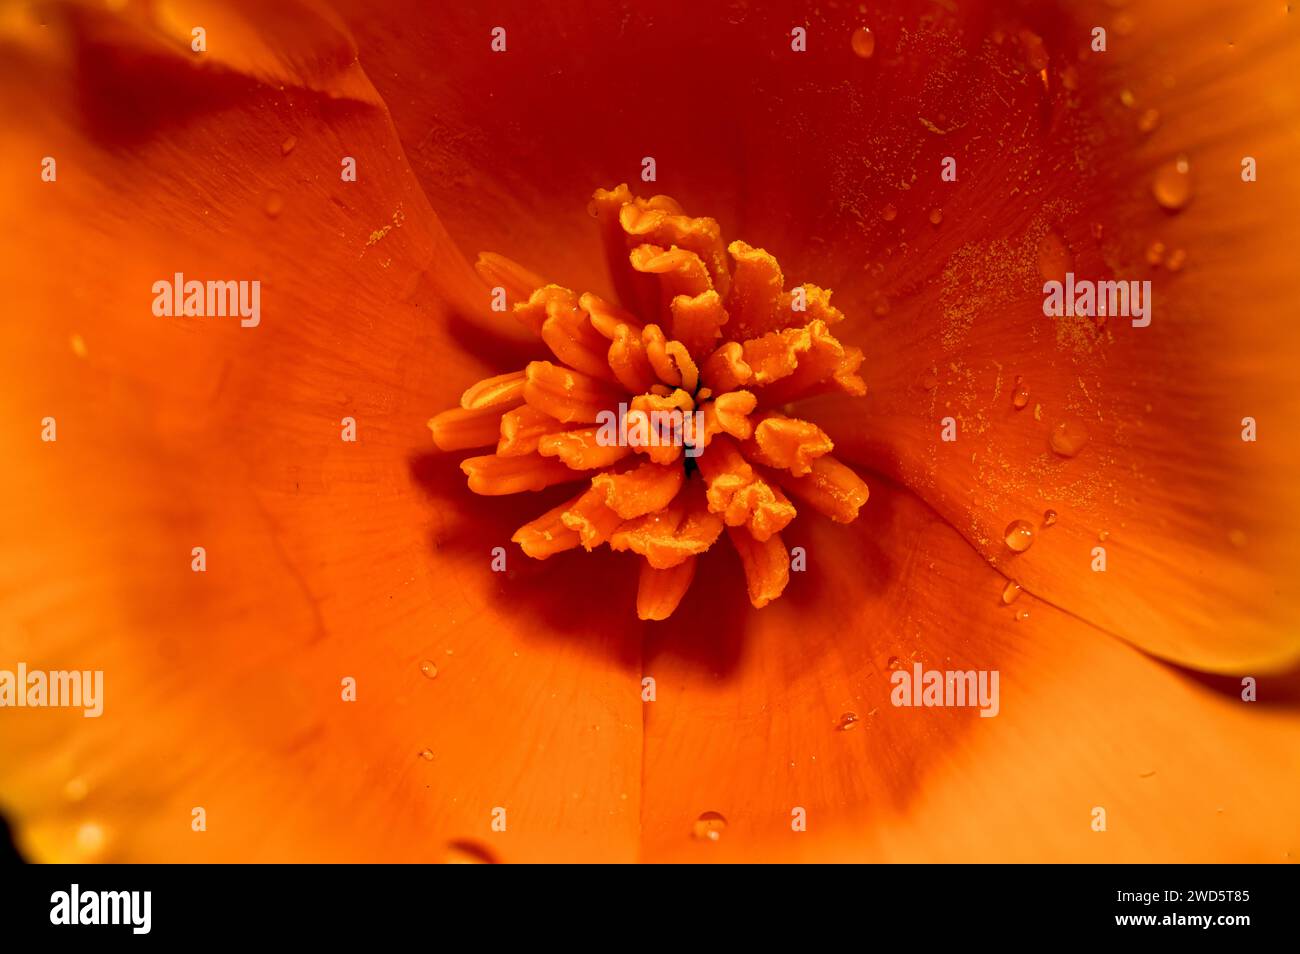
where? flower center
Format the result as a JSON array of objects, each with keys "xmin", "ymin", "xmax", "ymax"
[{"xmin": 429, "ymin": 184, "xmax": 871, "ymax": 620}]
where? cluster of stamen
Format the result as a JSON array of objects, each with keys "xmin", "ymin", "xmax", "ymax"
[{"xmin": 429, "ymin": 184, "xmax": 870, "ymax": 619}]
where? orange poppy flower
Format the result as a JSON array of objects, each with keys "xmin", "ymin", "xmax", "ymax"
[{"xmin": 1, "ymin": 0, "xmax": 1297, "ymax": 864}]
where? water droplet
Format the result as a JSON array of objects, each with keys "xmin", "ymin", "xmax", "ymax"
[
  {"xmin": 75, "ymin": 821, "xmax": 106, "ymax": 855},
  {"xmin": 1228, "ymin": 529, "xmax": 1247, "ymax": 548},
  {"xmin": 64, "ymin": 777, "xmax": 88, "ymax": 802},
  {"xmin": 1020, "ymin": 30, "xmax": 1048, "ymax": 71},
  {"xmin": 69, "ymin": 333, "xmax": 88, "ymax": 359},
  {"xmin": 881, "ymin": 203, "xmax": 897, "ymax": 221},
  {"xmin": 1004, "ymin": 519, "xmax": 1035, "ymax": 553},
  {"xmin": 1049, "ymin": 419, "xmax": 1089, "ymax": 457},
  {"xmin": 418, "ymin": 748, "xmax": 435, "ymax": 761},
  {"xmin": 264, "ymin": 191, "xmax": 284, "ymax": 218},
  {"xmin": 1011, "ymin": 376, "xmax": 1030, "ymax": 409},
  {"xmin": 281, "ymin": 135, "xmax": 297, "ymax": 156},
  {"xmin": 586, "ymin": 198, "xmax": 600, "ymax": 218},
  {"xmin": 1060, "ymin": 66, "xmax": 1079, "ymax": 91},
  {"xmin": 872, "ymin": 293, "xmax": 890, "ymax": 317},
  {"xmin": 1166, "ymin": 248, "xmax": 1186, "ymax": 272},
  {"xmin": 1098, "ymin": 529, "xmax": 1110, "ymax": 542},
  {"xmin": 1119, "ymin": 88, "xmax": 1136, "ymax": 108},
  {"xmin": 1137, "ymin": 108, "xmax": 1160, "ymax": 134},
  {"xmin": 444, "ymin": 840, "xmax": 498, "ymax": 864},
  {"xmin": 928, "ymin": 207, "xmax": 943, "ymax": 226},
  {"xmin": 692, "ymin": 811, "xmax": 727, "ymax": 842},
  {"xmin": 1002, "ymin": 580, "xmax": 1022, "ymax": 605},
  {"xmin": 1015, "ymin": 609, "xmax": 1031, "ymax": 622},
  {"xmin": 1145, "ymin": 239, "xmax": 1166, "ymax": 266},
  {"xmin": 1036, "ymin": 231, "xmax": 1072, "ymax": 283},
  {"xmin": 1042, "ymin": 509, "xmax": 1058, "ymax": 528},
  {"xmin": 1152, "ymin": 155, "xmax": 1192, "ymax": 211},
  {"xmin": 850, "ymin": 26, "xmax": 875, "ymax": 59},
  {"xmin": 419, "ymin": 660, "xmax": 438, "ymax": 679},
  {"xmin": 887, "ymin": 655, "xmax": 904, "ymax": 670},
  {"xmin": 837, "ymin": 712, "xmax": 860, "ymax": 731}
]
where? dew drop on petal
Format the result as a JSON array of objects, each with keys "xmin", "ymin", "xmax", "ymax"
[
  {"xmin": 1098, "ymin": 529, "xmax": 1110, "ymax": 542},
  {"xmin": 1042, "ymin": 509, "xmax": 1058, "ymax": 528},
  {"xmin": 280, "ymin": 135, "xmax": 297, "ymax": 156},
  {"xmin": 1145, "ymin": 240, "xmax": 1165, "ymax": 266},
  {"xmin": 64, "ymin": 777, "xmax": 88, "ymax": 802},
  {"xmin": 1049, "ymin": 419, "xmax": 1089, "ymax": 457},
  {"xmin": 1011, "ymin": 376, "xmax": 1030, "ymax": 409},
  {"xmin": 1015, "ymin": 609, "xmax": 1031, "ymax": 622},
  {"xmin": 264, "ymin": 191, "xmax": 284, "ymax": 218},
  {"xmin": 1152, "ymin": 155, "xmax": 1192, "ymax": 211},
  {"xmin": 887, "ymin": 655, "xmax": 904, "ymax": 670},
  {"xmin": 929, "ymin": 207, "xmax": 944, "ymax": 226},
  {"xmin": 75, "ymin": 821, "xmax": 106, "ymax": 856},
  {"xmin": 837, "ymin": 712, "xmax": 860, "ymax": 731},
  {"xmin": 881, "ymin": 202, "xmax": 897, "ymax": 221},
  {"xmin": 1228, "ymin": 529, "xmax": 1247, "ymax": 548},
  {"xmin": 1166, "ymin": 248, "xmax": 1186, "ymax": 272},
  {"xmin": 420, "ymin": 660, "xmax": 438, "ymax": 679},
  {"xmin": 418, "ymin": 748, "xmax": 435, "ymax": 761},
  {"xmin": 692, "ymin": 811, "xmax": 727, "ymax": 842},
  {"xmin": 1119, "ymin": 88, "xmax": 1136, "ymax": 108},
  {"xmin": 850, "ymin": 26, "xmax": 875, "ymax": 59},
  {"xmin": 444, "ymin": 840, "xmax": 499, "ymax": 864},
  {"xmin": 1004, "ymin": 519, "xmax": 1035, "ymax": 553},
  {"xmin": 1036, "ymin": 231, "xmax": 1072, "ymax": 283},
  {"xmin": 1138, "ymin": 108, "xmax": 1160, "ymax": 134},
  {"xmin": 1002, "ymin": 580, "xmax": 1022, "ymax": 605}
]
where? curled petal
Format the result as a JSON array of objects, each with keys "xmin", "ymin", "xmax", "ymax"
[
  {"xmin": 610, "ymin": 479, "xmax": 724, "ymax": 568},
  {"xmin": 636, "ymin": 557, "xmax": 698, "ymax": 622},
  {"xmin": 475, "ymin": 252, "xmax": 547, "ymax": 306},
  {"xmin": 524, "ymin": 360, "xmax": 622, "ymax": 423},
  {"xmin": 669, "ymin": 290, "xmax": 730, "ymax": 361},
  {"xmin": 742, "ymin": 413, "xmax": 834, "ymax": 476},
  {"xmin": 766, "ymin": 455, "xmax": 870, "ymax": 524},
  {"xmin": 497, "ymin": 405, "xmax": 561, "ymax": 457},
  {"xmin": 726, "ymin": 527, "xmax": 789, "ymax": 609},
  {"xmin": 560, "ymin": 486, "xmax": 625, "ymax": 550},
  {"xmin": 701, "ymin": 341, "xmax": 753, "ymax": 393},
  {"xmin": 591, "ymin": 460, "xmax": 685, "ymax": 520},
  {"xmin": 512, "ymin": 492, "xmax": 586, "ymax": 559},
  {"xmin": 700, "ymin": 390, "xmax": 757, "ymax": 447},
  {"xmin": 459, "ymin": 369, "xmax": 527, "ymax": 410},
  {"xmin": 537, "ymin": 428, "xmax": 632, "ymax": 470},
  {"xmin": 460, "ymin": 453, "xmax": 583, "ymax": 495},
  {"xmin": 697, "ymin": 435, "xmax": 796, "ymax": 540},
  {"xmin": 429, "ymin": 403, "xmax": 514, "ymax": 451}
]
